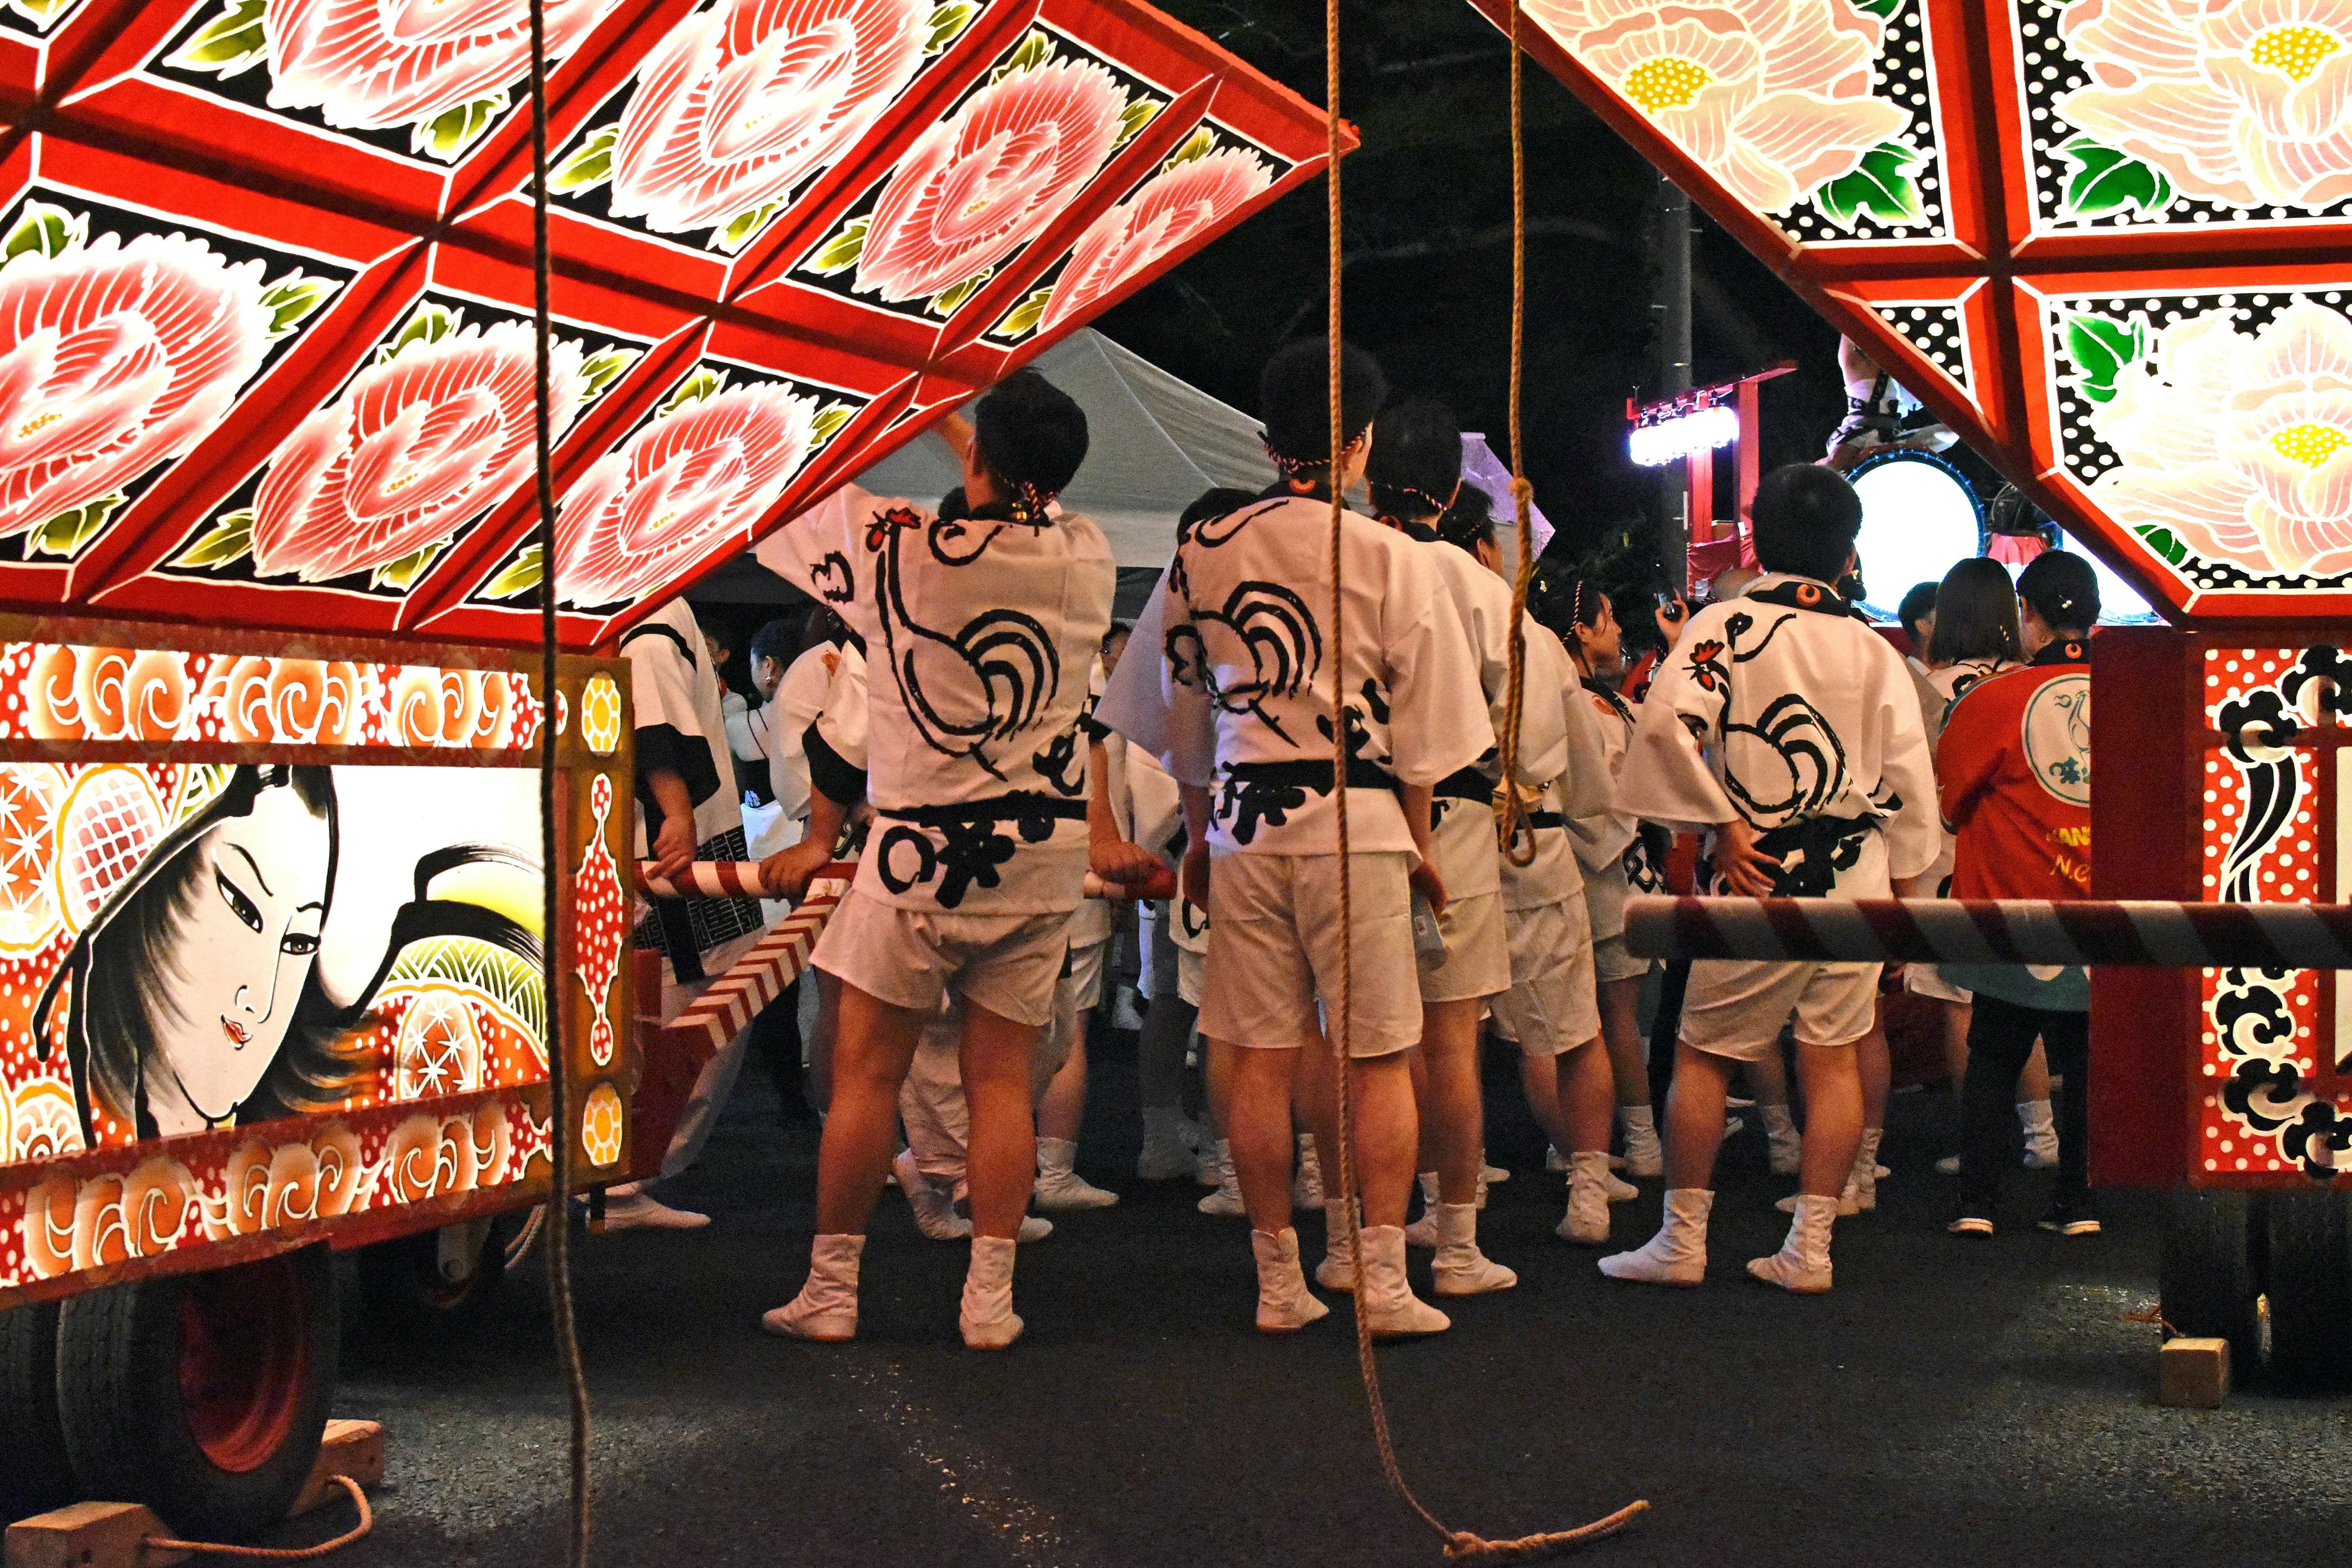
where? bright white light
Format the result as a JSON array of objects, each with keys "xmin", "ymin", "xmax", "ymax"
[
  {"xmin": 1628, "ymin": 403, "xmax": 1738, "ymax": 467},
  {"xmin": 1851, "ymin": 453, "xmax": 1980, "ymax": 616}
]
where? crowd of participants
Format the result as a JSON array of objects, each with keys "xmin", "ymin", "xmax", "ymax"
[{"xmin": 604, "ymin": 337, "xmax": 2101, "ymax": 1349}]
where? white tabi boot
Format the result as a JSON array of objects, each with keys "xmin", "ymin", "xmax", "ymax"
[
  {"xmin": 1763, "ymin": 1104, "xmax": 1803, "ymax": 1176},
  {"xmin": 1292, "ymin": 1133, "xmax": 1324, "ymax": 1208},
  {"xmin": 1618, "ymin": 1105, "xmax": 1664, "ymax": 1179},
  {"xmin": 1598, "ymin": 1189, "xmax": 1712, "ymax": 1286},
  {"xmin": 1197, "ymin": 1140, "xmax": 1245, "ymax": 1217},
  {"xmin": 762, "ymin": 1234, "xmax": 863, "ymax": 1340},
  {"xmin": 1402, "ymin": 1172, "xmax": 1442, "ymax": 1247},
  {"xmin": 2019, "ymin": 1100, "xmax": 2059, "ymax": 1168},
  {"xmin": 1252, "ymin": 1227, "xmax": 1330, "ymax": 1332},
  {"xmin": 1137, "ymin": 1107, "xmax": 1197, "ymax": 1180},
  {"xmin": 1357, "ymin": 1225, "xmax": 1450, "ymax": 1336},
  {"xmin": 895, "ymin": 1149, "xmax": 972, "ymax": 1240},
  {"xmin": 1316, "ymin": 1200, "xmax": 1359, "ymax": 1292},
  {"xmin": 1846, "ymin": 1126, "xmax": 1882, "ymax": 1213},
  {"xmin": 1430, "ymin": 1203, "xmax": 1516, "ymax": 1295},
  {"xmin": 1559, "ymin": 1151, "xmax": 1613, "ymax": 1245},
  {"xmin": 1749, "ymin": 1192, "xmax": 1836, "ymax": 1294},
  {"xmin": 960, "ymin": 1235, "xmax": 1025, "ymax": 1349},
  {"xmin": 1034, "ymin": 1137, "xmax": 1119, "ymax": 1211}
]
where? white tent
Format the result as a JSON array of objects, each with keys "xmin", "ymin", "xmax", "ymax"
[{"xmin": 853, "ymin": 330, "xmax": 1273, "ymax": 568}]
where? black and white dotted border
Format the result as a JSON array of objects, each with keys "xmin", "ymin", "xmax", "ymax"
[{"xmin": 1871, "ymin": 302, "xmax": 1969, "ymax": 389}]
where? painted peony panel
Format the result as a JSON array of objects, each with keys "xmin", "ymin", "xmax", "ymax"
[
  {"xmin": 2045, "ymin": 287, "xmax": 2352, "ymax": 592},
  {"xmin": 545, "ymin": 0, "xmax": 990, "ymax": 256},
  {"xmin": 787, "ymin": 23, "xmax": 1170, "ymax": 320},
  {"xmin": 468, "ymin": 356, "xmax": 865, "ymax": 610},
  {"xmin": 2019, "ymin": 0, "xmax": 2352, "ymax": 231},
  {"xmin": 148, "ymin": 0, "xmax": 626, "ymax": 165},
  {"xmin": 0, "ymin": 191, "xmax": 343, "ymax": 570},
  {"xmin": 1520, "ymin": 0, "xmax": 1949, "ymax": 244},
  {"xmin": 982, "ymin": 119, "xmax": 1284, "ymax": 349},
  {"xmin": 150, "ymin": 295, "xmax": 641, "ymax": 597}
]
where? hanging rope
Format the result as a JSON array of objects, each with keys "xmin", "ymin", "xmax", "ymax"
[
  {"xmin": 1492, "ymin": 0, "xmax": 1537, "ymax": 872},
  {"xmin": 1323, "ymin": 4, "xmax": 1645, "ymax": 1560},
  {"xmin": 527, "ymin": 3, "xmax": 594, "ymax": 1565}
]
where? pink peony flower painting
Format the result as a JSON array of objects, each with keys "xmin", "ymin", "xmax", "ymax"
[
  {"xmin": 554, "ymin": 379, "xmax": 818, "ymax": 606},
  {"xmin": 1526, "ymin": 0, "xmax": 1906, "ymax": 214},
  {"xmin": 607, "ymin": 0, "xmax": 931, "ymax": 236},
  {"xmin": 856, "ymin": 54, "xmax": 1127, "ymax": 304},
  {"xmin": 249, "ymin": 317, "xmax": 588, "ymax": 583},
  {"xmin": 2057, "ymin": 0, "xmax": 2352, "ymax": 210},
  {"xmin": 264, "ymin": 0, "xmax": 619, "ymax": 134},
  {"xmin": 0, "ymin": 230, "xmax": 274, "ymax": 541},
  {"xmin": 2089, "ymin": 299, "xmax": 2352, "ymax": 579},
  {"xmin": 1037, "ymin": 146, "xmax": 1274, "ymax": 335}
]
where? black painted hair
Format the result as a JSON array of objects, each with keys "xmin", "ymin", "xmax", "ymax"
[
  {"xmin": 1258, "ymin": 337, "xmax": 1387, "ymax": 468},
  {"xmin": 1365, "ymin": 399, "xmax": 1462, "ymax": 521},
  {"xmin": 32, "ymin": 765, "xmax": 540, "ymax": 1143},
  {"xmin": 1926, "ymin": 557, "xmax": 2022, "ymax": 665},
  {"xmin": 1897, "ymin": 579, "xmax": 1938, "ymax": 645},
  {"xmin": 1750, "ymin": 463, "xmax": 1862, "ymax": 584},
  {"xmin": 1180, "ymin": 486, "xmax": 1257, "ymax": 534},
  {"xmin": 972, "ymin": 368, "xmax": 1089, "ymax": 507},
  {"xmin": 1434, "ymin": 480, "xmax": 1496, "ymax": 558},
  {"xmin": 2017, "ymin": 549, "xmax": 2100, "ymax": 632}
]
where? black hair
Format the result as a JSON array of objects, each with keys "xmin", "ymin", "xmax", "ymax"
[
  {"xmin": 1436, "ymin": 481, "xmax": 1499, "ymax": 559},
  {"xmin": 2017, "ymin": 549, "xmax": 2099, "ymax": 632},
  {"xmin": 800, "ymin": 605, "xmax": 854, "ymax": 658},
  {"xmin": 1102, "ymin": 620, "xmax": 1132, "ymax": 650},
  {"xmin": 971, "ymin": 369, "xmax": 1088, "ymax": 515},
  {"xmin": 750, "ymin": 615, "xmax": 802, "ymax": 669},
  {"xmin": 1258, "ymin": 337, "xmax": 1387, "ymax": 469},
  {"xmin": 1926, "ymin": 557, "xmax": 2022, "ymax": 665},
  {"xmin": 1749, "ymin": 464, "xmax": 1862, "ymax": 584},
  {"xmin": 937, "ymin": 484, "xmax": 968, "ymax": 522},
  {"xmin": 1179, "ymin": 486, "xmax": 1257, "ymax": 535},
  {"xmin": 1897, "ymin": 579, "xmax": 1938, "ymax": 645},
  {"xmin": 32, "ymin": 765, "xmax": 539, "ymax": 1144},
  {"xmin": 1365, "ymin": 399, "xmax": 1463, "ymax": 521}
]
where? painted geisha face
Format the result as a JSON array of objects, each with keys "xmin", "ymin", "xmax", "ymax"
[{"xmin": 145, "ymin": 785, "xmax": 331, "ymax": 1131}]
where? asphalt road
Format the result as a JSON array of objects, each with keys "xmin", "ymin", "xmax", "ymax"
[{"xmin": 297, "ymin": 1039, "xmax": 2352, "ymax": 1568}]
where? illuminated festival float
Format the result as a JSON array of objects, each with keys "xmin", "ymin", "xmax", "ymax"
[
  {"xmin": 1490, "ymin": 0, "xmax": 2352, "ymax": 1384},
  {"xmin": 0, "ymin": 0, "xmax": 1338, "ymax": 1540}
]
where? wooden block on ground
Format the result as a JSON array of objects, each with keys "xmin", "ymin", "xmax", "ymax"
[
  {"xmin": 289, "ymin": 1419, "xmax": 385, "ymax": 1519},
  {"xmin": 2160, "ymin": 1336, "xmax": 2231, "ymax": 1408},
  {"xmin": 5, "ymin": 1502, "xmax": 187, "ymax": 1568}
]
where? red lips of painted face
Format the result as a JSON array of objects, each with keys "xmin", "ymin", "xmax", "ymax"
[{"xmin": 222, "ymin": 1019, "xmax": 249, "ymax": 1047}]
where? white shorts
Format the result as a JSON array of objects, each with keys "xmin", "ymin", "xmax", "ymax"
[
  {"xmin": 1177, "ymin": 945, "xmax": 1206, "ymax": 1008},
  {"xmin": 1042, "ymin": 938, "xmax": 1110, "ymax": 1070},
  {"xmin": 1679, "ymin": 957, "xmax": 1882, "ymax": 1060},
  {"xmin": 1490, "ymin": 898, "xmax": 1600, "ymax": 1058},
  {"xmin": 1903, "ymin": 963, "xmax": 1971, "ymax": 1003},
  {"xmin": 1592, "ymin": 931, "xmax": 1652, "ymax": 986},
  {"xmin": 815, "ymin": 887, "xmax": 1073, "ymax": 1029},
  {"xmin": 1200, "ymin": 851, "xmax": 1420, "ymax": 1058},
  {"xmin": 1419, "ymin": 888, "xmax": 1511, "ymax": 1003}
]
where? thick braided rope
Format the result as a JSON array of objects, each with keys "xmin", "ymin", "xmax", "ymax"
[
  {"xmin": 1494, "ymin": 0, "xmax": 1536, "ymax": 870},
  {"xmin": 1626, "ymin": 894, "xmax": 2352, "ymax": 969}
]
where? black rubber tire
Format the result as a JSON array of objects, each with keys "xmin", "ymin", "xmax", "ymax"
[
  {"xmin": 2160, "ymin": 1187, "xmax": 2267, "ymax": 1372},
  {"xmin": 357, "ymin": 1213, "xmax": 518, "ymax": 1340},
  {"xmin": 2262, "ymin": 1189, "xmax": 2352, "ymax": 1388},
  {"xmin": 0, "ymin": 1301, "xmax": 76, "ymax": 1519},
  {"xmin": 56, "ymin": 1247, "xmax": 338, "ymax": 1541}
]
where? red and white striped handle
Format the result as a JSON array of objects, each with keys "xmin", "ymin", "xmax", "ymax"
[
  {"xmin": 644, "ymin": 861, "xmax": 1174, "ymax": 902},
  {"xmin": 1625, "ymin": 895, "xmax": 2352, "ymax": 970}
]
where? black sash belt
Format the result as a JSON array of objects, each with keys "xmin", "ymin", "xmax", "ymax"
[
  {"xmin": 875, "ymin": 793, "xmax": 1087, "ymax": 828},
  {"xmin": 1433, "ymin": 766, "xmax": 1493, "ymax": 802},
  {"xmin": 871, "ymin": 793, "xmax": 1087, "ymax": 909}
]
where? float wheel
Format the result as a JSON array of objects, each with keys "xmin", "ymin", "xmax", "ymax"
[
  {"xmin": 2261, "ymin": 1189, "xmax": 2352, "ymax": 1388},
  {"xmin": 0, "ymin": 1301, "xmax": 76, "ymax": 1519},
  {"xmin": 56, "ymin": 1246, "xmax": 337, "ymax": 1540},
  {"xmin": 2160, "ymin": 1187, "xmax": 2267, "ymax": 1372},
  {"xmin": 358, "ymin": 1213, "xmax": 524, "ymax": 1338}
]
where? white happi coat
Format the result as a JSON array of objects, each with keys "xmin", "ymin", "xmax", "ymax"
[
  {"xmin": 1501, "ymin": 626, "xmax": 1618, "ymax": 914},
  {"xmin": 1571, "ymin": 667, "xmax": 1664, "ymax": 940},
  {"xmin": 1102, "ymin": 492, "xmax": 1489, "ymax": 859},
  {"xmin": 1623, "ymin": 572, "xmax": 1938, "ymax": 898},
  {"xmin": 755, "ymin": 485, "xmax": 1115, "ymax": 915}
]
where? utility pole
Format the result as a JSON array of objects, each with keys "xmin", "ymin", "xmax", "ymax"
[{"xmin": 1653, "ymin": 169, "xmax": 1692, "ymax": 593}]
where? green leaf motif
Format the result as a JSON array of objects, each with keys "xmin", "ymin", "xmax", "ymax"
[
  {"xmin": 164, "ymin": 0, "xmax": 268, "ymax": 76},
  {"xmin": 923, "ymin": 0, "xmax": 979, "ymax": 56},
  {"xmin": 990, "ymin": 30, "xmax": 1052, "ymax": 83},
  {"xmin": 806, "ymin": 216, "xmax": 868, "ymax": 276},
  {"xmin": 8, "ymin": 0, "xmax": 81, "ymax": 33},
  {"xmin": 414, "ymin": 95, "xmax": 505, "ymax": 163},
  {"xmin": 1163, "ymin": 126, "xmax": 1217, "ymax": 171},
  {"xmin": 928, "ymin": 268, "xmax": 992, "ymax": 318},
  {"xmin": 1853, "ymin": 0, "xmax": 1902, "ymax": 17},
  {"xmin": 579, "ymin": 348, "xmax": 638, "ymax": 402},
  {"xmin": 3, "ymin": 201, "xmax": 86, "ymax": 265},
  {"xmin": 381, "ymin": 304, "xmax": 458, "ymax": 364},
  {"xmin": 2057, "ymin": 136, "xmax": 2173, "ymax": 220},
  {"xmin": 660, "ymin": 368, "xmax": 724, "ymax": 417},
  {"xmin": 715, "ymin": 201, "xmax": 782, "ymax": 254},
  {"xmin": 26, "ymin": 492, "xmax": 124, "ymax": 559},
  {"xmin": 549, "ymin": 123, "xmax": 620, "ymax": 195},
  {"xmin": 1811, "ymin": 140, "xmax": 1926, "ymax": 231},
  {"xmin": 2132, "ymin": 524, "xmax": 2189, "ymax": 567},
  {"xmin": 481, "ymin": 543, "xmax": 543, "ymax": 601},
  {"xmin": 173, "ymin": 508, "xmax": 254, "ymax": 570},
  {"xmin": 258, "ymin": 273, "xmax": 336, "ymax": 340},
  {"xmin": 371, "ymin": 542, "xmax": 442, "ymax": 592},
  {"xmin": 2061, "ymin": 310, "xmax": 2147, "ymax": 404},
  {"xmin": 1114, "ymin": 98, "xmax": 1161, "ymax": 151},
  {"xmin": 809, "ymin": 402, "xmax": 857, "ymax": 449},
  {"xmin": 993, "ymin": 287, "xmax": 1054, "ymax": 341}
]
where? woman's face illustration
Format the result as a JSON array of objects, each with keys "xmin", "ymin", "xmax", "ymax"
[{"xmin": 147, "ymin": 785, "xmax": 331, "ymax": 1126}]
